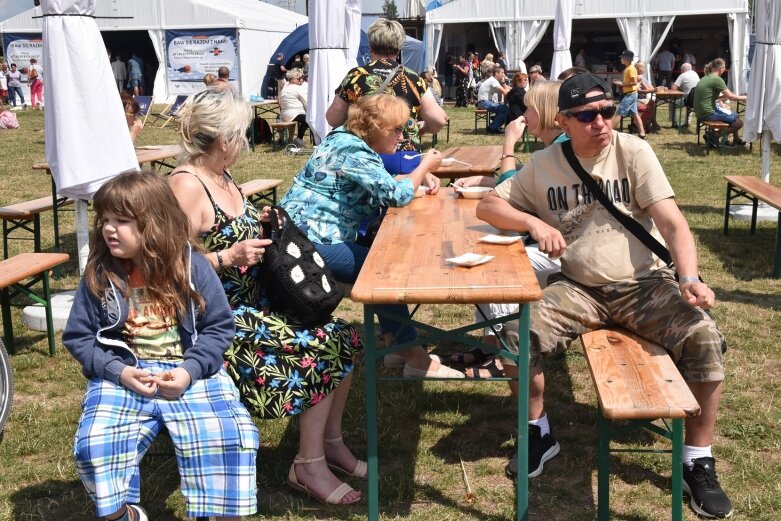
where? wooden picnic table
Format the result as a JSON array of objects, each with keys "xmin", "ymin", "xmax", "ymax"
[
  {"xmin": 32, "ymin": 144, "xmax": 183, "ymax": 251},
  {"xmin": 351, "ymin": 187, "xmax": 541, "ymax": 520},
  {"xmin": 433, "ymin": 145, "xmax": 502, "ymax": 180},
  {"xmin": 653, "ymin": 90, "xmax": 684, "ymax": 128},
  {"xmin": 249, "ymin": 100, "xmax": 280, "ymax": 150}
]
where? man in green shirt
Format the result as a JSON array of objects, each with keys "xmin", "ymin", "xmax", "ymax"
[{"xmin": 693, "ymin": 57, "xmax": 747, "ymax": 147}]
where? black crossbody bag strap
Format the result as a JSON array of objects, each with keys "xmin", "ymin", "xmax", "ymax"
[{"xmin": 561, "ymin": 140, "xmax": 673, "ymax": 267}]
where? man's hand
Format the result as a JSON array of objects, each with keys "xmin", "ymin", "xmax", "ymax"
[
  {"xmin": 119, "ymin": 366, "xmax": 157, "ymax": 397},
  {"xmin": 527, "ymin": 217, "xmax": 567, "ymax": 259},
  {"xmin": 154, "ymin": 367, "xmax": 192, "ymax": 400},
  {"xmin": 680, "ymin": 281, "xmax": 715, "ymax": 309}
]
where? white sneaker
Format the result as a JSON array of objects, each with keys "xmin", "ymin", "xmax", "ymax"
[
  {"xmin": 127, "ymin": 505, "xmax": 148, "ymax": 521},
  {"xmin": 403, "ymin": 357, "xmax": 464, "ymax": 378},
  {"xmin": 384, "ymin": 353, "xmax": 440, "ymax": 368}
]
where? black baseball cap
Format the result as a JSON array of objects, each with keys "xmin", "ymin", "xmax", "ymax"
[
  {"xmin": 620, "ymin": 50, "xmax": 634, "ymax": 60},
  {"xmin": 558, "ymin": 73, "xmax": 611, "ymax": 111}
]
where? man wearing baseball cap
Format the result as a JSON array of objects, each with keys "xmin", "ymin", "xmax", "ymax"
[
  {"xmin": 613, "ymin": 50, "xmax": 646, "ymax": 139},
  {"xmin": 477, "ymin": 73, "xmax": 732, "ymax": 519}
]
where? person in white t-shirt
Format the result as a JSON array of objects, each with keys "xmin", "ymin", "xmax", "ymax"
[
  {"xmin": 672, "ymin": 62, "xmax": 700, "ymax": 97},
  {"xmin": 476, "ymin": 73, "xmax": 733, "ymax": 520},
  {"xmin": 279, "ymin": 68, "xmax": 309, "ymax": 147},
  {"xmin": 655, "ymin": 45, "xmax": 676, "ymax": 87},
  {"xmin": 476, "ymin": 65, "xmax": 510, "ymax": 134}
]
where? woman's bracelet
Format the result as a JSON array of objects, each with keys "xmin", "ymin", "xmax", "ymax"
[
  {"xmin": 216, "ymin": 250, "xmax": 226, "ymax": 271},
  {"xmin": 499, "ymin": 153, "xmax": 516, "ymax": 160}
]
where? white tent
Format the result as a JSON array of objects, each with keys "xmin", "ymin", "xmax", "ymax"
[
  {"xmin": 1, "ymin": 0, "xmax": 306, "ymax": 102},
  {"xmin": 425, "ymin": 0, "xmax": 750, "ymax": 93}
]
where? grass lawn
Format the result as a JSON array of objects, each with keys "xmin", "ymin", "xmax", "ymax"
[{"xmin": 0, "ymin": 105, "xmax": 780, "ymax": 520}]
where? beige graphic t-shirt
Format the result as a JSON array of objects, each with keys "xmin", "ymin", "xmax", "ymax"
[
  {"xmin": 494, "ymin": 131, "xmax": 674, "ymax": 287},
  {"xmin": 123, "ymin": 267, "xmax": 184, "ymax": 360}
]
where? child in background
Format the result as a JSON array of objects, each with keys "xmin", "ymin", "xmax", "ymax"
[{"xmin": 63, "ymin": 171, "xmax": 258, "ymax": 521}]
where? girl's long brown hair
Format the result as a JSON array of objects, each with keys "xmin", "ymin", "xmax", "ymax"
[{"xmin": 84, "ymin": 171, "xmax": 205, "ymax": 315}]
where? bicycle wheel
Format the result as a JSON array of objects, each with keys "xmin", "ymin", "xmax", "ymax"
[{"xmin": 0, "ymin": 339, "xmax": 12, "ymax": 434}]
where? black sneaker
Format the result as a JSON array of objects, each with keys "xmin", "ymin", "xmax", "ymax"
[
  {"xmin": 682, "ymin": 457, "xmax": 733, "ymax": 518},
  {"xmin": 504, "ymin": 424, "xmax": 561, "ymax": 479}
]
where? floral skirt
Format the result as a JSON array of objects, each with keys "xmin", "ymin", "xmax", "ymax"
[{"xmin": 223, "ymin": 304, "xmax": 363, "ymax": 419}]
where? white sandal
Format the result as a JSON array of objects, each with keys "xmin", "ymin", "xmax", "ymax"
[
  {"xmin": 287, "ymin": 454, "xmax": 361, "ymax": 505},
  {"xmin": 324, "ymin": 436, "xmax": 368, "ymax": 479}
]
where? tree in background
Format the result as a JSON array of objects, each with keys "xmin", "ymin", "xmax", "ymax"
[{"xmin": 382, "ymin": 0, "xmax": 399, "ymax": 20}]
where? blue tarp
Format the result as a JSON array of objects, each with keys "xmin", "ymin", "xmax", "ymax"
[{"xmin": 260, "ymin": 23, "xmax": 423, "ymax": 98}]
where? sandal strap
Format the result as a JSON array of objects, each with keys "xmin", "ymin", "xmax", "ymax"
[
  {"xmin": 324, "ymin": 436, "xmax": 343, "ymax": 444},
  {"xmin": 324, "ymin": 482, "xmax": 358, "ymax": 504},
  {"xmin": 293, "ymin": 454, "xmax": 326, "ymax": 465}
]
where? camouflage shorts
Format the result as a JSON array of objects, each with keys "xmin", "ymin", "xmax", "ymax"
[{"xmin": 499, "ymin": 267, "xmax": 726, "ymax": 382}]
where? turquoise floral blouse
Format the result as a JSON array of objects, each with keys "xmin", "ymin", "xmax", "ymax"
[{"xmin": 280, "ymin": 127, "xmax": 415, "ymax": 245}]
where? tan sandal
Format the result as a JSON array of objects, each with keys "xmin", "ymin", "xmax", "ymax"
[
  {"xmin": 287, "ymin": 454, "xmax": 361, "ymax": 505},
  {"xmin": 324, "ymin": 436, "xmax": 368, "ymax": 479}
]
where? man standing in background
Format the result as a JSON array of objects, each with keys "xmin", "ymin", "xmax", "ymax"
[
  {"xmin": 655, "ymin": 45, "xmax": 676, "ymax": 88},
  {"xmin": 111, "ymin": 54, "xmax": 126, "ymax": 92}
]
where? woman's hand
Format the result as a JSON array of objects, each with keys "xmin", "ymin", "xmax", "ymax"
[
  {"xmin": 423, "ymin": 173, "xmax": 441, "ymax": 194},
  {"xmin": 454, "ymin": 175, "xmax": 495, "ymax": 189},
  {"xmin": 226, "ymin": 238, "xmax": 272, "ymax": 267},
  {"xmin": 154, "ymin": 367, "xmax": 192, "ymax": 400},
  {"xmin": 420, "ymin": 148, "xmax": 442, "ymax": 171},
  {"xmin": 505, "ymin": 117, "xmax": 526, "ymax": 144},
  {"xmin": 119, "ymin": 366, "xmax": 157, "ymax": 397}
]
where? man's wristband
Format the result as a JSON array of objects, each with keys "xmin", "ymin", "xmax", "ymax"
[
  {"xmin": 500, "ymin": 153, "xmax": 516, "ymax": 160},
  {"xmin": 678, "ymin": 275, "xmax": 699, "ymax": 284}
]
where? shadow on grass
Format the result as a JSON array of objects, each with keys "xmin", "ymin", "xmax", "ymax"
[
  {"xmin": 10, "ymin": 436, "xmax": 184, "ymax": 520},
  {"xmin": 692, "ymin": 221, "xmax": 779, "ymax": 282}
]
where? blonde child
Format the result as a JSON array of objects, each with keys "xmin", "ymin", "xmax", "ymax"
[{"xmin": 63, "ymin": 171, "xmax": 258, "ymax": 521}]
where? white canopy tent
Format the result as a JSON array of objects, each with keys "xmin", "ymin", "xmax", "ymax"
[
  {"xmin": 743, "ymin": 0, "xmax": 781, "ymax": 184},
  {"xmin": 1, "ymin": 0, "xmax": 306, "ymax": 102},
  {"xmin": 549, "ymin": 0, "xmax": 574, "ymax": 81},
  {"xmin": 307, "ymin": 0, "xmax": 362, "ymax": 143},
  {"xmin": 425, "ymin": 0, "xmax": 750, "ymax": 93}
]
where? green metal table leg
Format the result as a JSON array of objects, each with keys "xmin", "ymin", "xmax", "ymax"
[
  {"xmin": 0, "ymin": 288, "xmax": 13, "ymax": 355},
  {"xmin": 773, "ymin": 212, "xmax": 781, "ymax": 278},
  {"xmin": 364, "ymin": 304, "xmax": 380, "ymax": 521},
  {"xmin": 41, "ymin": 271, "xmax": 56, "ymax": 356},
  {"xmin": 672, "ymin": 418, "xmax": 684, "ymax": 521},
  {"xmin": 597, "ymin": 413, "xmax": 611, "ymax": 521},
  {"xmin": 516, "ymin": 304, "xmax": 530, "ymax": 520}
]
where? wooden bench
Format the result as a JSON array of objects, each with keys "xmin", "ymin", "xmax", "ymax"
[
  {"xmin": 723, "ymin": 175, "xmax": 781, "ymax": 277},
  {"xmin": 474, "ymin": 109, "xmax": 489, "ymax": 133},
  {"xmin": 581, "ymin": 328, "xmax": 701, "ymax": 521},
  {"xmin": 1, "ymin": 252, "xmax": 70, "ymax": 356},
  {"xmin": 0, "ymin": 196, "xmax": 73, "ymax": 259},
  {"xmin": 696, "ymin": 120, "xmax": 729, "ymax": 154},
  {"xmin": 237, "ymin": 179, "xmax": 284, "ymax": 208},
  {"xmin": 269, "ymin": 121, "xmax": 298, "ymax": 151}
]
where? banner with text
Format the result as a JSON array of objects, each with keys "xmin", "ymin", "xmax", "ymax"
[
  {"xmin": 3, "ymin": 33, "xmax": 44, "ymax": 103},
  {"xmin": 165, "ymin": 28, "xmax": 238, "ymax": 94}
]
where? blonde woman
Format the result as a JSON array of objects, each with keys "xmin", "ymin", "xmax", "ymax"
[{"xmin": 169, "ymin": 88, "xmax": 365, "ymax": 506}]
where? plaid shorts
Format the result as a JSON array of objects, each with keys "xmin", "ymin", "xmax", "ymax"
[
  {"xmin": 499, "ymin": 268, "xmax": 726, "ymax": 382},
  {"xmin": 74, "ymin": 361, "xmax": 258, "ymax": 518}
]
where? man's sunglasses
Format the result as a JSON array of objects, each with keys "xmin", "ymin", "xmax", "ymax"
[{"xmin": 563, "ymin": 105, "xmax": 617, "ymax": 123}]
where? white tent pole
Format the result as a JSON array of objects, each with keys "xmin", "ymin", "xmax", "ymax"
[
  {"xmin": 761, "ymin": 132, "xmax": 771, "ymax": 184},
  {"xmin": 75, "ymin": 200, "xmax": 90, "ymax": 275}
]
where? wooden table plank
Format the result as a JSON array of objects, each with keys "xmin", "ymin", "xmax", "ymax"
[
  {"xmin": 351, "ymin": 187, "xmax": 541, "ymax": 304},
  {"xmin": 724, "ymin": 175, "xmax": 781, "ymax": 210},
  {"xmin": 0, "ymin": 252, "xmax": 70, "ymax": 288},
  {"xmin": 432, "ymin": 145, "xmax": 502, "ymax": 179}
]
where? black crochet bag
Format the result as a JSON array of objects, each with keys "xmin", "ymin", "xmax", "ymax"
[{"xmin": 259, "ymin": 206, "xmax": 343, "ymax": 327}]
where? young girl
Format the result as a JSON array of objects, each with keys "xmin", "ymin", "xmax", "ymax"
[{"xmin": 63, "ymin": 171, "xmax": 258, "ymax": 521}]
